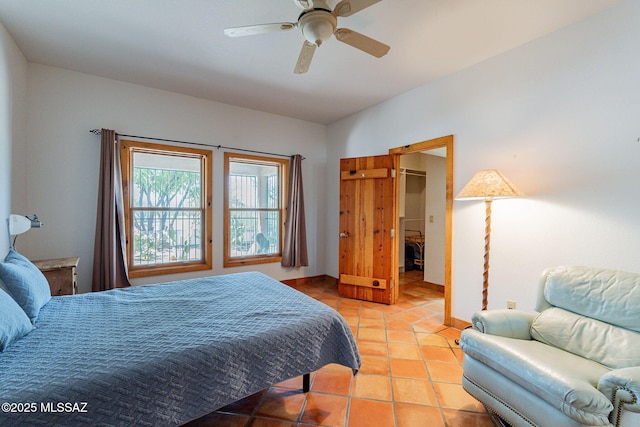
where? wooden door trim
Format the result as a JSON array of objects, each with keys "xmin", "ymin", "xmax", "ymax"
[{"xmin": 389, "ymin": 135, "xmax": 454, "ymax": 326}]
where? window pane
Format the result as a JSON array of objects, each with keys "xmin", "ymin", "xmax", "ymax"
[
  {"xmin": 132, "ymin": 209, "xmax": 202, "ymax": 266},
  {"xmin": 132, "ymin": 152, "xmax": 202, "ymax": 208},
  {"xmin": 229, "ymin": 209, "xmax": 280, "ymax": 257},
  {"xmin": 229, "ymin": 161, "xmax": 279, "ymax": 209},
  {"xmin": 131, "ymin": 151, "xmax": 204, "ymax": 267},
  {"xmin": 229, "ymin": 174, "xmax": 257, "ymax": 208}
]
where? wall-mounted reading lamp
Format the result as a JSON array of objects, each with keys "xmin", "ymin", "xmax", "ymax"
[{"xmin": 7, "ymin": 214, "xmax": 43, "ymax": 249}]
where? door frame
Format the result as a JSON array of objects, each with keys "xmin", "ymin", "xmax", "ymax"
[{"xmin": 389, "ymin": 135, "xmax": 454, "ymax": 326}]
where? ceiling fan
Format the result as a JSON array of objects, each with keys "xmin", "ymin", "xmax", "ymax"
[{"xmin": 224, "ymin": 0, "xmax": 390, "ymax": 74}]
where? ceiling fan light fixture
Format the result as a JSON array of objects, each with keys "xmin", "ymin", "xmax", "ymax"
[
  {"xmin": 224, "ymin": 0, "xmax": 389, "ymax": 74},
  {"xmin": 299, "ymin": 10, "xmax": 337, "ymax": 46}
]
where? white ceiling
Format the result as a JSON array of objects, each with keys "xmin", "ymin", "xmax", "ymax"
[{"xmin": 0, "ymin": 0, "xmax": 622, "ymax": 124}]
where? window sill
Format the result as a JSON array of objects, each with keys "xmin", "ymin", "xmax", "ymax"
[
  {"xmin": 128, "ymin": 261, "xmax": 212, "ymax": 278},
  {"xmin": 224, "ymin": 256, "xmax": 282, "ymax": 268}
]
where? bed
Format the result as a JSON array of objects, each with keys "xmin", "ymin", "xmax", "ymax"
[{"xmin": 0, "ymin": 271, "xmax": 361, "ymax": 426}]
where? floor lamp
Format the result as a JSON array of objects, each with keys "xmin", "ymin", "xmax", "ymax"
[{"xmin": 456, "ymin": 170, "xmax": 524, "ymax": 310}]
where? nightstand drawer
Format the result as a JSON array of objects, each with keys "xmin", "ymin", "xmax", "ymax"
[{"xmin": 32, "ymin": 257, "xmax": 79, "ymax": 296}]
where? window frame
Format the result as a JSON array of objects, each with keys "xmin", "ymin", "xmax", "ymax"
[
  {"xmin": 223, "ymin": 152, "xmax": 289, "ymax": 268},
  {"xmin": 120, "ymin": 140, "xmax": 212, "ymax": 278}
]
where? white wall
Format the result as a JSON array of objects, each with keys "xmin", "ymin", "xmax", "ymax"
[
  {"xmin": 0, "ymin": 22, "xmax": 27, "ymax": 259},
  {"xmin": 19, "ymin": 65, "xmax": 326, "ymax": 292},
  {"xmin": 327, "ymin": 0, "xmax": 640, "ymax": 321}
]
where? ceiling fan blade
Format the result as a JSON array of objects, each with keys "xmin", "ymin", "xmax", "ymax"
[
  {"xmin": 294, "ymin": 41, "xmax": 317, "ymax": 74},
  {"xmin": 334, "ymin": 28, "xmax": 390, "ymax": 58},
  {"xmin": 224, "ymin": 22, "xmax": 296, "ymax": 37},
  {"xmin": 333, "ymin": 0, "xmax": 383, "ymax": 17}
]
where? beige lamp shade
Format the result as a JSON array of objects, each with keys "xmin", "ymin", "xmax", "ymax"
[{"xmin": 456, "ymin": 170, "xmax": 525, "ymax": 200}]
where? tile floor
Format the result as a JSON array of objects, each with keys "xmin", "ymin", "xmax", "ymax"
[{"xmin": 184, "ymin": 271, "xmax": 498, "ymax": 427}]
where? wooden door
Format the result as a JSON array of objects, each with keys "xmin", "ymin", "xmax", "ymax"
[{"xmin": 339, "ymin": 154, "xmax": 398, "ymax": 305}]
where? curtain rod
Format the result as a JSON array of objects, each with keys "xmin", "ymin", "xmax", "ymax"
[{"xmin": 89, "ymin": 129, "xmax": 302, "ymax": 160}]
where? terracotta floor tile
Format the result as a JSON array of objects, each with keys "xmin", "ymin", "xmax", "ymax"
[
  {"xmin": 319, "ymin": 298, "xmax": 339, "ymax": 308},
  {"xmin": 407, "ymin": 307, "xmax": 438, "ymax": 319},
  {"xmin": 387, "ymin": 329, "xmax": 416, "ymax": 344},
  {"xmin": 255, "ymin": 388, "xmax": 307, "ymax": 421},
  {"xmin": 352, "ymin": 374, "xmax": 393, "ymax": 401},
  {"xmin": 322, "ymin": 363, "xmax": 353, "ymax": 372},
  {"xmin": 395, "ymin": 403, "xmax": 446, "ymax": 427},
  {"xmin": 357, "ymin": 340, "xmax": 388, "ymax": 357},
  {"xmin": 415, "ymin": 332, "xmax": 449, "ymax": 347},
  {"xmin": 359, "ymin": 355, "xmax": 390, "ymax": 376},
  {"xmin": 384, "ymin": 318, "xmax": 414, "ymax": 331},
  {"xmin": 337, "ymin": 307, "xmax": 360, "ymax": 318},
  {"xmin": 413, "ymin": 319, "xmax": 448, "ymax": 333},
  {"xmin": 438, "ymin": 327, "xmax": 462, "ymax": 340},
  {"xmin": 338, "ymin": 298, "xmax": 362, "ymax": 309},
  {"xmin": 391, "ymin": 311, "xmax": 424, "ymax": 324},
  {"xmin": 358, "ymin": 327, "xmax": 387, "ymax": 342},
  {"xmin": 394, "ymin": 300, "xmax": 421, "ymax": 310},
  {"xmin": 358, "ymin": 317, "xmax": 385, "ymax": 329},
  {"xmin": 389, "ymin": 358, "xmax": 429, "ymax": 380},
  {"xmin": 427, "ymin": 361, "xmax": 463, "ymax": 384},
  {"xmin": 433, "ymin": 383, "xmax": 486, "ymax": 412},
  {"xmin": 360, "ymin": 307, "xmax": 384, "ymax": 319},
  {"xmin": 311, "ymin": 369, "xmax": 353, "ymax": 395},
  {"xmin": 388, "ymin": 342, "xmax": 422, "ymax": 360},
  {"xmin": 300, "ymin": 393, "xmax": 348, "ymax": 427},
  {"xmin": 342, "ymin": 315, "xmax": 359, "ymax": 328},
  {"xmin": 347, "ymin": 398, "xmax": 395, "ymax": 427},
  {"xmin": 420, "ymin": 346, "xmax": 459, "ymax": 363},
  {"xmin": 375, "ymin": 304, "xmax": 405, "ymax": 315},
  {"xmin": 392, "ymin": 377, "xmax": 439, "ymax": 406}
]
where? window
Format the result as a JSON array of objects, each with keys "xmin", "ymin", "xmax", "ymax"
[
  {"xmin": 224, "ymin": 153, "xmax": 288, "ymax": 267},
  {"xmin": 120, "ymin": 140, "xmax": 212, "ymax": 277}
]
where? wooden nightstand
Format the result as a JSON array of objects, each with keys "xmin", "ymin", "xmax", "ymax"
[{"xmin": 32, "ymin": 257, "xmax": 79, "ymax": 296}]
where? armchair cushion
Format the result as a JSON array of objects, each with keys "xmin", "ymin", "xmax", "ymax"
[
  {"xmin": 531, "ymin": 307, "xmax": 640, "ymax": 369},
  {"xmin": 541, "ymin": 266, "xmax": 640, "ymax": 332}
]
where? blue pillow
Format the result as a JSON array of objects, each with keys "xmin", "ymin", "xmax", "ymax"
[
  {"xmin": 0, "ymin": 289, "xmax": 34, "ymax": 351},
  {"xmin": 0, "ymin": 249, "xmax": 51, "ymax": 322}
]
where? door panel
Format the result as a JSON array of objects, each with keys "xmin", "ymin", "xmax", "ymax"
[{"xmin": 339, "ymin": 155, "xmax": 397, "ymax": 304}]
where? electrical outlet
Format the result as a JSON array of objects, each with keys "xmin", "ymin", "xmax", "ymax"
[{"xmin": 506, "ymin": 300, "xmax": 516, "ymax": 309}]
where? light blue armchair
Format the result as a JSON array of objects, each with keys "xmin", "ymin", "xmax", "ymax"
[{"xmin": 460, "ymin": 266, "xmax": 640, "ymax": 427}]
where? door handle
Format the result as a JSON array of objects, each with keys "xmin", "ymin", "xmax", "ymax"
[{"xmin": 339, "ymin": 231, "xmax": 349, "ymax": 238}]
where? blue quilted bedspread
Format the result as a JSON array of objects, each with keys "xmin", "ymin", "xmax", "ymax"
[{"xmin": 0, "ymin": 272, "xmax": 360, "ymax": 426}]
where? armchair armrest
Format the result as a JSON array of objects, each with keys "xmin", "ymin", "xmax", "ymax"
[
  {"xmin": 471, "ymin": 309, "xmax": 536, "ymax": 340},
  {"xmin": 599, "ymin": 367, "xmax": 640, "ymax": 426}
]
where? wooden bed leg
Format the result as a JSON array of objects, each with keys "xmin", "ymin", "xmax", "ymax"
[{"xmin": 302, "ymin": 373, "xmax": 310, "ymax": 393}]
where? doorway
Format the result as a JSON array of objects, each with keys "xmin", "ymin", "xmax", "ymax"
[{"xmin": 389, "ymin": 135, "xmax": 453, "ymax": 325}]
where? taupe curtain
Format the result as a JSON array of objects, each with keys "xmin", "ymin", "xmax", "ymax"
[
  {"xmin": 282, "ymin": 154, "xmax": 308, "ymax": 267},
  {"xmin": 92, "ymin": 129, "xmax": 131, "ymax": 291}
]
